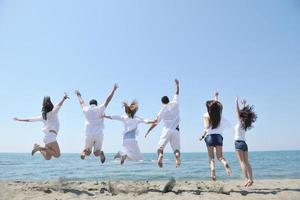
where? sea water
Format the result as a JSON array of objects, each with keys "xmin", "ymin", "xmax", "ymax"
[{"xmin": 0, "ymin": 151, "xmax": 299, "ymax": 181}]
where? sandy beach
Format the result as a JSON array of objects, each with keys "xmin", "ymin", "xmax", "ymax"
[{"xmin": 0, "ymin": 179, "xmax": 299, "ymax": 200}]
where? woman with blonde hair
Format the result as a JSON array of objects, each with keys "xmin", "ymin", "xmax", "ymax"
[{"xmin": 103, "ymin": 100, "xmax": 154, "ymax": 164}]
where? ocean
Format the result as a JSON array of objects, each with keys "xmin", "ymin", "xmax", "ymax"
[{"xmin": 0, "ymin": 151, "xmax": 299, "ymax": 181}]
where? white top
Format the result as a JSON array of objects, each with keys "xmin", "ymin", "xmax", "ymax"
[
  {"xmin": 82, "ymin": 104, "xmax": 106, "ymax": 136},
  {"xmin": 29, "ymin": 104, "xmax": 61, "ymax": 133},
  {"xmin": 203, "ymin": 112, "xmax": 231, "ymax": 135},
  {"xmin": 157, "ymin": 95, "xmax": 180, "ymax": 132},
  {"xmin": 234, "ymin": 121, "xmax": 246, "ymax": 141},
  {"xmin": 111, "ymin": 115, "xmax": 149, "ymax": 135}
]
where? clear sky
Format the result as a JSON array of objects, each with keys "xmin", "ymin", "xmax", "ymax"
[{"xmin": 0, "ymin": 0, "xmax": 299, "ymax": 153}]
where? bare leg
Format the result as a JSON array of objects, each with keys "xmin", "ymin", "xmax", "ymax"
[
  {"xmin": 244, "ymin": 151, "xmax": 254, "ymax": 187},
  {"xmin": 157, "ymin": 148, "xmax": 164, "ymax": 168},
  {"xmin": 236, "ymin": 150, "xmax": 249, "ymax": 186},
  {"xmin": 174, "ymin": 150, "xmax": 181, "ymax": 168},
  {"xmin": 216, "ymin": 146, "xmax": 232, "ymax": 176},
  {"xmin": 37, "ymin": 142, "xmax": 61, "ymax": 160},
  {"xmin": 207, "ymin": 146, "xmax": 216, "ymax": 181}
]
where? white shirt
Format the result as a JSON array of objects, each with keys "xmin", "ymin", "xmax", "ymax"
[
  {"xmin": 82, "ymin": 104, "xmax": 105, "ymax": 136},
  {"xmin": 29, "ymin": 104, "xmax": 61, "ymax": 133},
  {"xmin": 203, "ymin": 112, "xmax": 231, "ymax": 135},
  {"xmin": 111, "ymin": 115, "xmax": 149, "ymax": 135},
  {"xmin": 234, "ymin": 121, "xmax": 246, "ymax": 141},
  {"xmin": 157, "ymin": 95, "xmax": 180, "ymax": 132}
]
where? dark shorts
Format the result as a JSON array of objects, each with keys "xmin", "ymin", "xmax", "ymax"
[
  {"xmin": 205, "ymin": 134, "xmax": 223, "ymax": 147},
  {"xmin": 235, "ymin": 140, "xmax": 248, "ymax": 151}
]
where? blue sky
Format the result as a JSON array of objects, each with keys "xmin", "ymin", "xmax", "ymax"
[{"xmin": 0, "ymin": 0, "xmax": 299, "ymax": 153}]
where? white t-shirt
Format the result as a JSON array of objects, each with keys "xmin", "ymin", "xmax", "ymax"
[
  {"xmin": 157, "ymin": 95, "xmax": 180, "ymax": 132},
  {"xmin": 234, "ymin": 121, "xmax": 246, "ymax": 141},
  {"xmin": 82, "ymin": 104, "xmax": 105, "ymax": 136},
  {"xmin": 111, "ymin": 115, "xmax": 149, "ymax": 135},
  {"xmin": 203, "ymin": 112, "xmax": 231, "ymax": 135},
  {"xmin": 29, "ymin": 104, "xmax": 61, "ymax": 133}
]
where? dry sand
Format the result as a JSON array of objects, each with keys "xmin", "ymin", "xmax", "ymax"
[{"xmin": 0, "ymin": 178, "xmax": 299, "ymax": 200}]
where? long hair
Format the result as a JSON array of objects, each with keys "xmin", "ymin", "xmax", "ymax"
[
  {"xmin": 123, "ymin": 100, "xmax": 138, "ymax": 118},
  {"xmin": 240, "ymin": 105, "xmax": 257, "ymax": 131},
  {"xmin": 42, "ymin": 96, "xmax": 54, "ymax": 120},
  {"xmin": 206, "ymin": 100, "xmax": 223, "ymax": 129}
]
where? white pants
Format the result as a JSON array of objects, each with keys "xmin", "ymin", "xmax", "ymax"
[
  {"xmin": 157, "ymin": 129, "xmax": 180, "ymax": 152},
  {"xmin": 119, "ymin": 139, "xmax": 143, "ymax": 161},
  {"xmin": 43, "ymin": 132, "xmax": 57, "ymax": 144},
  {"xmin": 85, "ymin": 134, "xmax": 104, "ymax": 152}
]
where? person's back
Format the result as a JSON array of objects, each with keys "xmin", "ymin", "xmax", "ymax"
[
  {"xmin": 159, "ymin": 95, "xmax": 180, "ymax": 131},
  {"xmin": 83, "ymin": 104, "xmax": 105, "ymax": 136},
  {"xmin": 41, "ymin": 104, "xmax": 61, "ymax": 133}
]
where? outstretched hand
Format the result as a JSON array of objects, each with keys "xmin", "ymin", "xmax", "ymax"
[
  {"xmin": 75, "ymin": 90, "xmax": 81, "ymax": 96},
  {"xmin": 145, "ymin": 132, "xmax": 149, "ymax": 138},
  {"xmin": 214, "ymin": 92, "xmax": 219, "ymax": 98},
  {"xmin": 242, "ymin": 99, "xmax": 247, "ymax": 106},
  {"xmin": 13, "ymin": 117, "xmax": 19, "ymax": 121},
  {"xmin": 175, "ymin": 79, "xmax": 179, "ymax": 85},
  {"xmin": 113, "ymin": 83, "xmax": 119, "ymax": 91},
  {"xmin": 64, "ymin": 92, "xmax": 70, "ymax": 100}
]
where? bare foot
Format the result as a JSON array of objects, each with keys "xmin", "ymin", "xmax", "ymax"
[
  {"xmin": 120, "ymin": 155, "xmax": 126, "ymax": 165},
  {"xmin": 175, "ymin": 153, "xmax": 181, "ymax": 168},
  {"xmin": 224, "ymin": 163, "xmax": 232, "ymax": 176},
  {"xmin": 158, "ymin": 154, "xmax": 163, "ymax": 168},
  {"xmin": 246, "ymin": 180, "xmax": 254, "ymax": 187},
  {"xmin": 244, "ymin": 180, "xmax": 249, "ymax": 187},
  {"xmin": 100, "ymin": 151, "xmax": 106, "ymax": 164},
  {"xmin": 80, "ymin": 152, "xmax": 86, "ymax": 160},
  {"xmin": 211, "ymin": 170, "xmax": 216, "ymax": 181},
  {"xmin": 31, "ymin": 144, "xmax": 40, "ymax": 156},
  {"xmin": 114, "ymin": 152, "xmax": 121, "ymax": 159}
]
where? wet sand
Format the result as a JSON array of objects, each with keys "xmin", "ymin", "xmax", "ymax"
[{"xmin": 0, "ymin": 179, "xmax": 299, "ymax": 200}]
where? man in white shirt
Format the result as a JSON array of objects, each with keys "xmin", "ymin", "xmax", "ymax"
[
  {"xmin": 75, "ymin": 84, "xmax": 118, "ymax": 163},
  {"xmin": 145, "ymin": 79, "xmax": 181, "ymax": 168}
]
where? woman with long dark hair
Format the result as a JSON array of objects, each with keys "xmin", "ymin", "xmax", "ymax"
[
  {"xmin": 103, "ymin": 100, "xmax": 154, "ymax": 165},
  {"xmin": 201, "ymin": 92, "xmax": 232, "ymax": 181},
  {"xmin": 235, "ymin": 97, "xmax": 257, "ymax": 187},
  {"xmin": 14, "ymin": 93, "xmax": 69, "ymax": 160}
]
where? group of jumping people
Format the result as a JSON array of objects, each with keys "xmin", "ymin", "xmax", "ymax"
[{"xmin": 13, "ymin": 79, "xmax": 257, "ymax": 187}]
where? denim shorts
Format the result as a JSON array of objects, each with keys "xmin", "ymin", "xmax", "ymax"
[
  {"xmin": 205, "ymin": 134, "xmax": 223, "ymax": 147},
  {"xmin": 235, "ymin": 140, "xmax": 248, "ymax": 151}
]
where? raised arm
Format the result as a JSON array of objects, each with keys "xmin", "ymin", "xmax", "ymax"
[
  {"xmin": 214, "ymin": 92, "xmax": 219, "ymax": 101},
  {"xmin": 103, "ymin": 84, "xmax": 118, "ymax": 108},
  {"xmin": 175, "ymin": 79, "xmax": 179, "ymax": 95},
  {"xmin": 75, "ymin": 90, "xmax": 86, "ymax": 109},
  {"xmin": 236, "ymin": 96, "xmax": 241, "ymax": 120},
  {"xmin": 57, "ymin": 92, "xmax": 69, "ymax": 107}
]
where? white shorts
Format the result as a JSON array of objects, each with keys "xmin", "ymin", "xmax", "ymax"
[
  {"xmin": 157, "ymin": 129, "xmax": 180, "ymax": 152},
  {"xmin": 85, "ymin": 134, "xmax": 104, "ymax": 152},
  {"xmin": 43, "ymin": 132, "xmax": 57, "ymax": 144}
]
